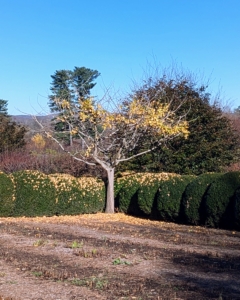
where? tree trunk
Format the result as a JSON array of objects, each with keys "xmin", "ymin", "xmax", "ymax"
[
  {"xmin": 105, "ymin": 167, "xmax": 115, "ymax": 213},
  {"xmin": 69, "ymin": 131, "xmax": 73, "ymax": 147}
]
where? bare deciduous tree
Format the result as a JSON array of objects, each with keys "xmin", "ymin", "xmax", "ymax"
[{"xmin": 35, "ymin": 84, "xmax": 189, "ymax": 213}]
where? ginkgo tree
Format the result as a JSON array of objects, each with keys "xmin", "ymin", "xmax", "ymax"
[{"xmin": 36, "ymin": 88, "xmax": 189, "ymax": 213}]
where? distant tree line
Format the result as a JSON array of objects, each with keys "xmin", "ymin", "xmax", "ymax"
[{"xmin": 0, "ymin": 99, "xmax": 26, "ymax": 153}]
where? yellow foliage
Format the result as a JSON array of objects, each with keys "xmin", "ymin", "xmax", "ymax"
[
  {"xmin": 79, "ymin": 98, "xmax": 188, "ymax": 138},
  {"xmin": 73, "ymin": 97, "xmax": 189, "ymax": 140},
  {"xmin": 117, "ymin": 172, "xmax": 179, "ymax": 186},
  {"xmin": 60, "ymin": 100, "xmax": 70, "ymax": 109},
  {"xmin": 78, "ymin": 98, "xmax": 107, "ymax": 124},
  {"xmin": 31, "ymin": 134, "xmax": 46, "ymax": 149}
]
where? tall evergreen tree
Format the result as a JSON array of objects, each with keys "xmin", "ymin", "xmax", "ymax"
[
  {"xmin": 48, "ymin": 70, "xmax": 73, "ymax": 112},
  {"xmin": 0, "ymin": 99, "xmax": 8, "ymax": 116},
  {"xmin": 48, "ymin": 67, "xmax": 100, "ymax": 145},
  {"xmin": 72, "ymin": 67, "xmax": 100, "ymax": 100}
]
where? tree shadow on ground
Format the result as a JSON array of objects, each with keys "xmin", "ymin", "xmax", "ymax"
[{"xmin": 166, "ymin": 249, "xmax": 240, "ymax": 299}]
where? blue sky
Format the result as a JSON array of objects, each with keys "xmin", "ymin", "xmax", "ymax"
[{"xmin": 0, "ymin": 0, "xmax": 239, "ymax": 115}]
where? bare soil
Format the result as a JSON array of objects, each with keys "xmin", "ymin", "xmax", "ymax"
[{"xmin": 0, "ymin": 213, "xmax": 240, "ymax": 300}]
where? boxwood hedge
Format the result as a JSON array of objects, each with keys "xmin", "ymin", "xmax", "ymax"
[
  {"xmin": 0, "ymin": 171, "xmax": 15, "ymax": 216},
  {"xmin": 49, "ymin": 174, "xmax": 105, "ymax": 215},
  {"xmin": 116, "ymin": 173, "xmax": 143, "ymax": 214},
  {"xmin": 12, "ymin": 170, "xmax": 56, "ymax": 217},
  {"xmin": 203, "ymin": 171, "xmax": 240, "ymax": 228},
  {"xmin": 137, "ymin": 173, "xmax": 177, "ymax": 216},
  {"xmin": 157, "ymin": 175, "xmax": 195, "ymax": 222},
  {"xmin": 234, "ymin": 187, "xmax": 240, "ymax": 230},
  {"xmin": 182, "ymin": 173, "xmax": 222, "ymax": 225}
]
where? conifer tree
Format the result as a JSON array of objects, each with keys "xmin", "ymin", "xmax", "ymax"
[
  {"xmin": 0, "ymin": 100, "xmax": 26, "ymax": 152},
  {"xmin": 48, "ymin": 67, "xmax": 100, "ymax": 145},
  {"xmin": 0, "ymin": 99, "xmax": 8, "ymax": 116}
]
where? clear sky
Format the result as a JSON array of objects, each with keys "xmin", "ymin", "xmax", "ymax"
[{"xmin": 0, "ymin": 0, "xmax": 239, "ymax": 115}]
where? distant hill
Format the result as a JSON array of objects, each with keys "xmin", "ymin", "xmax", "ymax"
[
  {"xmin": 11, "ymin": 114, "xmax": 54, "ymax": 125},
  {"xmin": 10, "ymin": 114, "xmax": 56, "ymax": 134}
]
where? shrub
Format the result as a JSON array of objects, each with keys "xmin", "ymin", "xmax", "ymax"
[
  {"xmin": 0, "ymin": 113, "xmax": 26, "ymax": 153},
  {"xmin": 115, "ymin": 172, "xmax": 174, "ymax": 214},
  {"xmin": 49, "ymin": 174, "xmax": 105, "ymax": 215},
  {"xmin": 0, "ymin": 146, "xmax": 104, "ymax": 178},
  {"xmin": 116, "ymin": 173, "xmax": 143, "ymax": 214},
  {"xmin": 203, "ymin": 171, "xmax": 240, "ymax": 228},
  {"xmin": 234, "ymin": 187, "xmax": 240, "ymax": 230},
  {"xmin": 182, "ymin": 173, "xmax": 222, "ymax": 225},
  {"xmin": 0, "ymin": 171, "xmax": 15, "ymax": 216},
  {"xmin": 114, "ymin": 172, "xmax": 129, "ymax": 199},
  {"xmin": 157, "ymin": 175, "xmax": 195, "ymax": 222},
  {"xmin": 12, "ymin": 170, "xmax": 56, "ymax": 217},
  {"xmin": 137, "ymin": 173, "xmax": 177, "ymax": 216}
]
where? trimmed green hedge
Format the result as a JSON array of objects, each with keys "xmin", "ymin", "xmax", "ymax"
[
  {"xmin": 12, "ymin": 170, "xmax": 56, "ymax": 217},
  {"xmin": 234, "ymin": 188, "xmax": 240, "ymax": 230},
  {"xmin": 203, "ymin": 171, "xmax": 240, "ymax": 228},
  {"xmin": 0, "ymin": 172, "xmax": 15, "ymax": 216},
  {"xmin": 182, "ymin": 173, "xmax": 222, "ymax": 225},
  {"xmin": 1, "ymin": 168, "xmax": 239, "ymax": 231},
  {"xmin": 157, "ymin": 175, "xmax": 195, "ymax": 222},
  {"xmin": 49, "ymin": 174, "xmax": 105, "ymax": 215},
  {"xmin": 115, "ymin": 172, "xmax": 178, "ymax": 215},
  {"xmin": 137, "ymin": 173, "xmax": 177, "ymax": 216},
  {"xmin": 116, "ymin": 173, "xmax": 143, "ymax": 214}
]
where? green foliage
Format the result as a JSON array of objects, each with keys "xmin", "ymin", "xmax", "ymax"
[
  {"xmin": 48, "ymin": 69, "xmax": 74, "ymax": 112},
  {"xmin": 116, "ymin": 173, "xmax": 143, "ymax": 214},
  {"xmin": 114, "ymin": 173, "xmax": 125, "ymax": 198},
  {"xmin": 1, "ymin": 170, "xmax": 104, "ymax": 217},
  {"xmin": 204, "ymin": 171, "xmax": 240, "ymax": 228},
  {"xmin": 0, "ymin": 172, "xmax": 15, "ymax": 216},
  {"xmin": 0, "ymin": 99, "xmax": 8, "ymax": 116},
  {"xmin": 116, "ymin": 173, "xmax": 194, "ymax": 218},
  {"xmin": 182, "ymin": 173, "xmax": 222, "ymax": 225},
  {"xmin": 137, "ymin": 173, "xmax": 177, "ymax": 216},
  {"xmin": 0, "ymin": 106, "xmax": 26, "ymax": 152},
  {"xmin": 12, "ymin": 170, "xmax": 56, "ymax": 217},
  {"xmin": 112, "ymin": 258, "xmax": 131, "ymax": 265},
  {"xmin": 71, "ymin": 240, "xmax": 83, "ymax": 249},
  {"xmin": 0, "ymin": 99, "xmax": 26, "ymax": 152},
  {"xmin": 156, "ymin": 98, "xmax": 238, "ymax": 175},
  {"xmin": 71, "ymin": 66, "xmax": 100, "ymax": 100},
  {"xmin": 233, "ymin": 188, "xmax": 240, "ymax": 230},
  {"xmin": 49, "ymin": 174, "xmax": 105, "ymax": 215},
  {"xmin": 48, "ymin": 67, "xmax": 100, "ymax": 111},
  {"xmin": 157, "ymin": 175, "xmax": 195, "ymax": 222},
  {"xmin": 121, "ymin": 77, "xmax": 239, "ymax": 175},
  {"xmin": 48, "ymin": 67, "xmax": 100, "ymax": 145}
]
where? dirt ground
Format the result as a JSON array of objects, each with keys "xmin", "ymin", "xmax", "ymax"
[{"xmin": 0, "ymin": 213, "xmax": 240, "ymax": 300}]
